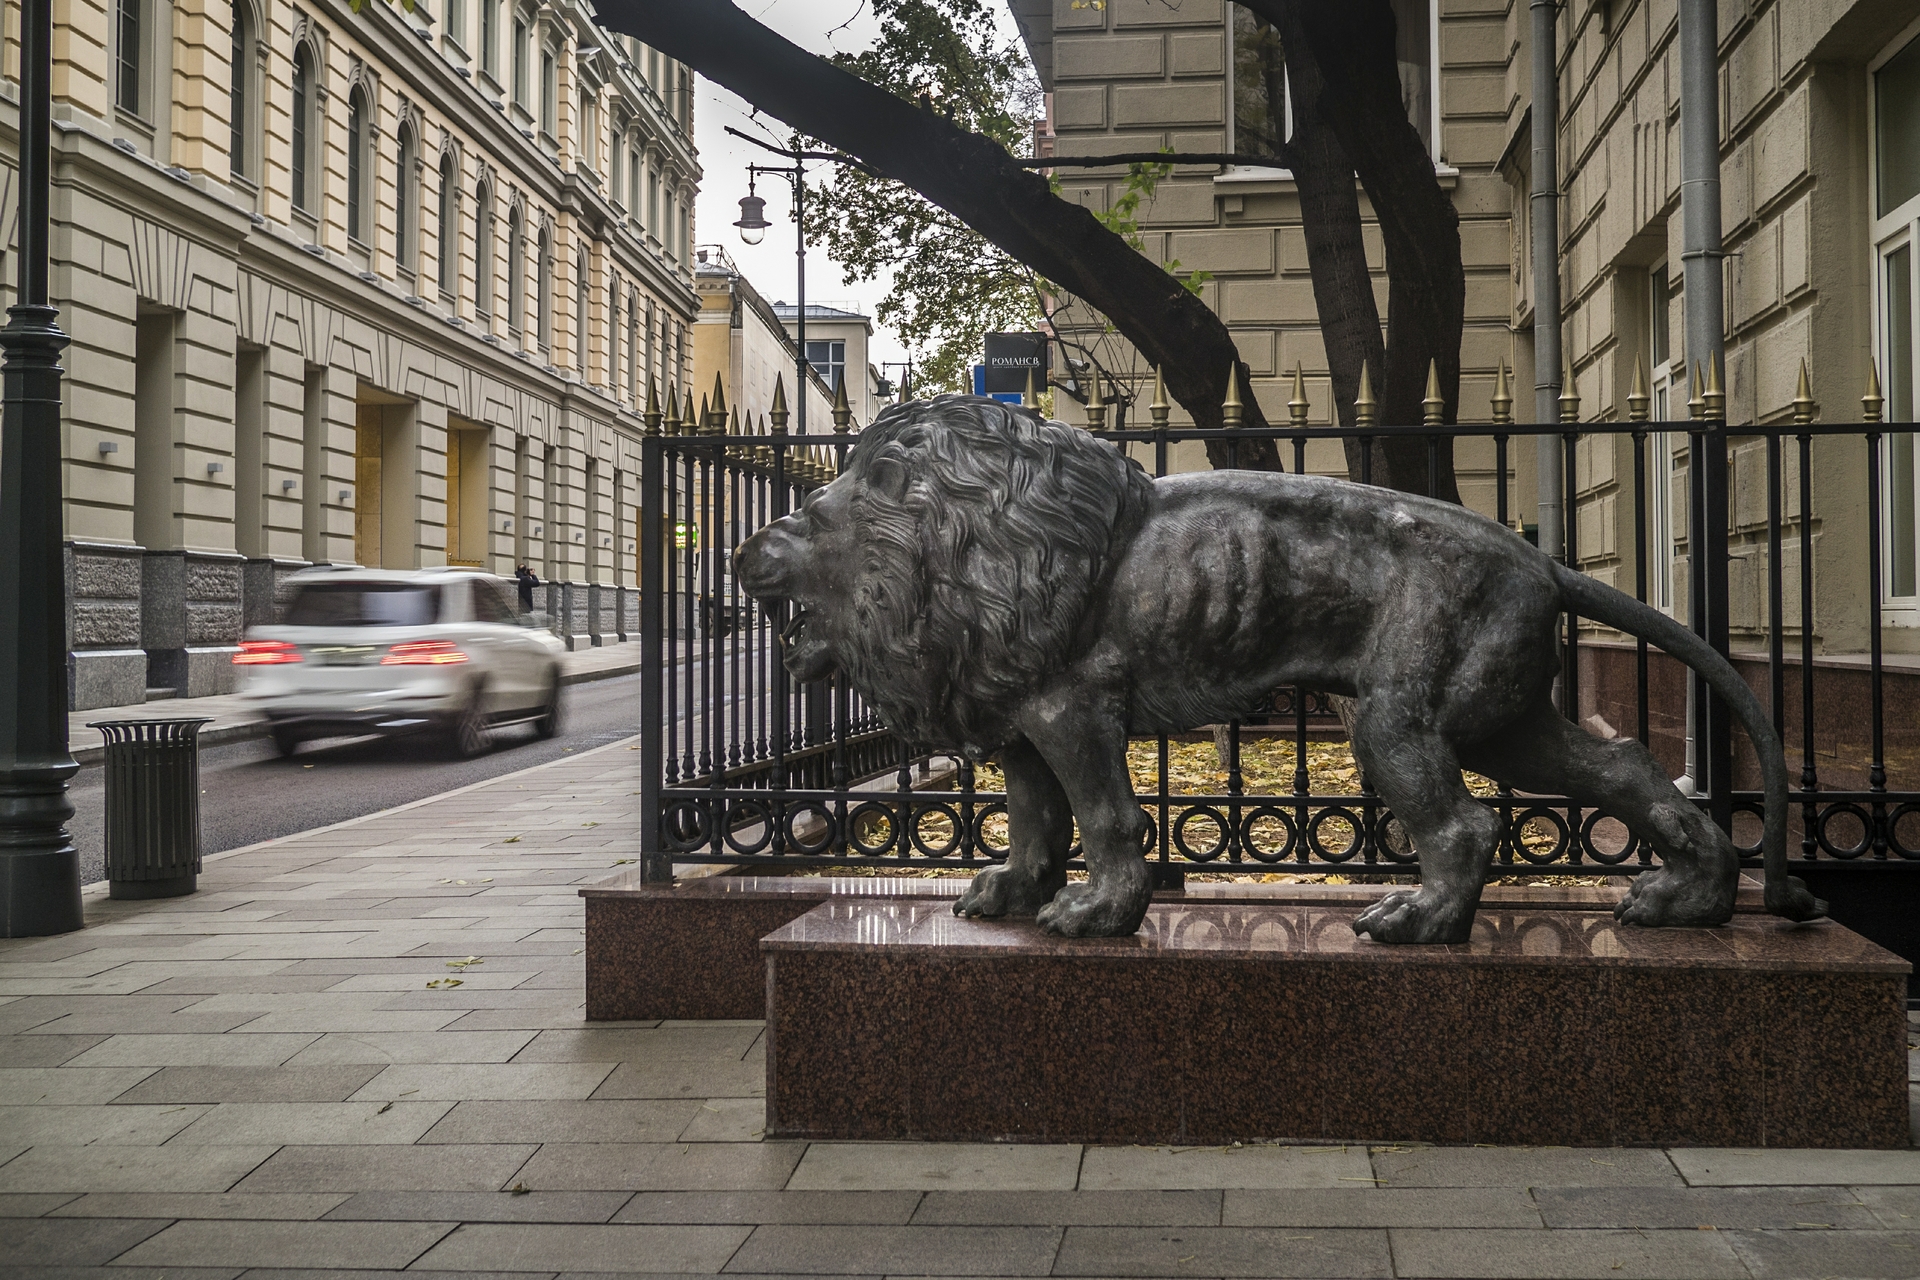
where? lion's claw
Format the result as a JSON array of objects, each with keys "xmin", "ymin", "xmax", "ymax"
[
  {"xmin": 1352, "ymin": 888, "xmax": 1474, "ymax": 945},
  {"xmin": 1036, "ymin": 880, "xmax": 1151, "ymax": 938},
  {"xmin": 954, "ymin": 863, "xmax": 1064, "ymax": 919},
  {"xmin": 1612, "ymin": 868, "xmax": 1734, "ymax": 928}
]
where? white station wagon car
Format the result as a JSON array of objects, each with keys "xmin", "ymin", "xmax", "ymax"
[{"xmin": 235, "ymin": 567, "xmax": 566, "ymax": 758}]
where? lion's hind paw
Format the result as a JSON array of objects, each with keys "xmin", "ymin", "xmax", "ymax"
[
  {"xmin": 1612, "ymin": 868, "xmax": 1734, "ymax": 929},
  {"xmin": 954, "ymin": 863, "xmax": 1062, "ymax": 919},
  {"xmin": 1036, "ymin": 881, "xmax": 1151, "ymax": 938},
  {"xmin": 1352, "ymin": 888, "xmax": 1474, "ymax": 945}
]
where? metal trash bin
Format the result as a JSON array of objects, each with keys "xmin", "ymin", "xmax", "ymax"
[{"xmin": 86, "ymin": 718, "xmax": 212, "ymax": 900}]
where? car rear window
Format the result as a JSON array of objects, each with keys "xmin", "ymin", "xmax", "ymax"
[{"xmin": 284, "ymin": 584, "xmax": 442, "ymax": 626}]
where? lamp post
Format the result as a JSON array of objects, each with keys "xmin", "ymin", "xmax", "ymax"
[
  {"xmin": 0, "ymin": 0, "xmax": 80, "ymax": 935},
  {"xmin": 727, "ymin": 128, "xmax": 830, "ymax": 435}
]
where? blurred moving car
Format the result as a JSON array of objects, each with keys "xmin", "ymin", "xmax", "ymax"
[{"xmin": 234, "ymin": 567, "xmax": 566, "ymax": 758}]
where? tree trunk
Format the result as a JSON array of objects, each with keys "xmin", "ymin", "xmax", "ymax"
[
  {"xmin": 1243, "ymin": 0, "xmax": 1466, "ymax": 500},
  {"xmin": 601, "ymin": 0, "xmax": 1278, "ymax": 470}
]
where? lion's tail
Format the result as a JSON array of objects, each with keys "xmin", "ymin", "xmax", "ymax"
[{"xmin": 1549, "ymin": 562, "xmax": 1824, "ymax": 923}]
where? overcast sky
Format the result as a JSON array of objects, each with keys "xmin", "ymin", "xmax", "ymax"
[{"xmin": 688, "ymin": 0, "xmax": 949, "ymax": 381}]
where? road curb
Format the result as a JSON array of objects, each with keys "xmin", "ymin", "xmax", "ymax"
[{"xmin": 70, "ymin": 658, "xmax": 642, "ymax": 766}]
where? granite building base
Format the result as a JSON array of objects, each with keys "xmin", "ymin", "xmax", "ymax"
[{"xmin": 763, "ymin": 899, "xmax": 1911, "ymax": 1149}]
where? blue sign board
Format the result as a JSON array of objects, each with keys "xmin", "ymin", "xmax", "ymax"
[{"xmin": 971, "ymin": 365, "xmax": 1024, "ymax": 404}]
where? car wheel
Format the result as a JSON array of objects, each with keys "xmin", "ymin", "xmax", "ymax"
[
  {"xmin": 270, "ymin": 727, "xmax": 302, "ymax": 758},
  {"xmin": 448, "ymin": 683, "xmax": 492, "ymax": 759},
  {"xmin": 533, "ymin": 669, "xmax": 563, "ymax": 740}
]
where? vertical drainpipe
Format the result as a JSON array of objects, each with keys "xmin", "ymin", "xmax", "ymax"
[
  {"xmin": 1678, "ymin": 0, "xmax": 1726, "ymax": 799},
  {"xmin": 1531, "ymin": 0, "xmax": 1563, "ymax": 560}
]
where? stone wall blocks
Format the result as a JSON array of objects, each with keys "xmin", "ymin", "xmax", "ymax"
[
  {"xmin": 1056, "ymin": 33, "xmax": 1164, "ymax": 79},
  {"xmin": 1110, "ymin": 0, "xmax": 1221, "ymax": 25},
  {"xmin": 1113, "ymin": 84, "xmax": 1223, "ymax": 127},
  {"xmin": 71, "ymin": 601, "xmax": 142, "ymax": 648},
  {"xmin": 1753, "ymin": 83, "xmax": 1808, "ymax": 212},
  {"xmin": 1170, "ymin": 32, "xmax": 1224, "ymax": 75},
  {"xmin": 1728, "ymin": 5, "xmax": 1779, "ymax": 129}
]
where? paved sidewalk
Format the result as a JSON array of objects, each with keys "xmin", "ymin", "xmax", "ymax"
[
  {"xmin": 3, "ymin": 737, "xmax": 1920, "ymax": 1278},
  {"xmin": 66, "ymin": 640, "xmax": 646, "ymax": 764}
]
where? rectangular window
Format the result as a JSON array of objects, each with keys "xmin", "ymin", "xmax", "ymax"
[
  {"xmin": 446, "ymin": 0, "xmax": 465, "ymax": 53},
  {"xmin": 1888, "ymin": 243, "xmax": 1915, "ymax": 598},
  {"xmin": 1873, "ymin": 29, "xmax": 1920, "ymax": 607},
  {"xmin": 513, "ymin": 18, "xmax": 528, "ymax": 105},
  {"xmin": 1231, "ymin": 0, "xmax": 1436, "ymax": 165},
  {"xmin": 482, "ymin": 0, "xmax": 499, "ymax": 78},
  {"xmin": 542, "ymin": 51, "xmax": 558, "ymax": 137},
  {"xmin": 116, "ymin": 0, "xmax": 142, "ymax": 114},
  {"xmin": 1877, "ymin": 33, "xmax": 1920, "ymax": 219},
  {"xmin": 1646, "ymin": 263, "xmax": 1680, "ymax": 615},
  {"xmin": 806, "ymin": 339, "xmax": 846, "ymax": 393}
]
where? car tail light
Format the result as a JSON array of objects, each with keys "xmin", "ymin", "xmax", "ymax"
[
  {"xmin": 381, "ymin": 639, "xmax": 469, "ymax": 666},
  {"xmin": 233, "ymin": 640, "xmax": 302, "ymax": 665}
]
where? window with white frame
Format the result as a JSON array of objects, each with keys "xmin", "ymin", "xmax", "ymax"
[
  {"xmin": 806, "ymin": 339, "xmax": 846, "ymax": 394},
  {"xmin": 347, "ymin": 86, "xmax": 371, "ymax": 245},
  {"xmin": 1874, "ymin": 23, "xmax": 1920, "ymax": 606},
  {"xmin": 1230, "ymin": 0, "xmax": 1438, "ymax": 170},
  {"xmin": 1646, "ymin": 261, "xmax": 1683, "ymax": 616},
  {"xmin": 292, "ymin": 44, "xmax": 317, "ymax": 214}
]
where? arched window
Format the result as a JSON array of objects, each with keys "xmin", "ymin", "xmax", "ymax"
[
  {"xmin": 575, "ymin": 250, "xmax": 590, "ymax": 377},
  {"xmin": 607, "ymin": 278, "xmax": 620, "ymax": 388},
  {"xmin": 346, "ymin": 86, "xmax": 369, "ymax": 243},
  {"xmin": 229, "ymin": 2, "xmax": 253, "ymax": 180},
  {"xmin": 626, "ymin": 287, "xmax": 638, "ymax": 400},
  {"xmin": 474, "ymin": 182, "xmax": 494, "ymax": 317},
  {"xmin": 536, "ymin": 226, "xmax": 552, "ymax": 349},
  {"xmin": 437, "ymin": 153, "xmax": 458, "ymax": 296},
  {"xmin": 291, "ymin": 44, "xmax": 315, "ymax": 212},
  {"xmin": 395, "ymin": 124, "xmax": 417, "ymax": 279},
  {"xmin": 507, "ymin": 204, "xmax": 524, "ymax": 331}
]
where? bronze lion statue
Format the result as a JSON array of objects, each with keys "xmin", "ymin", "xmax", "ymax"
[{"xmin": 735, "ymin": 395, "xmax": 1824, "ymax": 942}]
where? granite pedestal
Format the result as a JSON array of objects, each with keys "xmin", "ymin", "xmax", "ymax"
[{"xmin": 763, "ymin": 899, "xmax": 1911, "ymax": 1148}]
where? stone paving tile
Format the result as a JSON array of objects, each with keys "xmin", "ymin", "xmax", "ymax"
[
  {"xmin": 166, "ymin": 1100, "xmax": 455, "ymax": 1145},
  {"xmin": 64, "ymin": 1032, "xmax": 319, "ymax": 1067},
  {"xmin": 591, "ymin": 1058, "xmax": 766, "ymax": 1101},
  {"xmin": 0, "ymin": 1033, "xmax": 106, "ymax": 1067},
  {"xmin": 0, "ymin": 1215, "xmax": 171, "ymax": 1266},
  {"xmin": 281, "ymin": 1030, "xmax": 539, "ymax": 1065},
  {"xmin": 678, "ymin": 1098, "xmax": 767, "ymax": 1144},
  {"xmin": 1220, "ymin": 1187, "xmax": 1542, "ymax": 1228},
  {"xmin": 440, "ymin": 1007, "xmax": 599, "ymax": 1032},
  {"xmin": 226, "ymin": 1009, "xmax": 469, "ymax": 1034},
  {"xmin": 1670, "ymin": 1148, "xmax": 1920, "ymax": 1185},
  {"xmin": 111, "ymin": 1065, "xmax": 384, "ymax": 1104},
  {"xmin": 411, "ymin": 1221, "xmax": 753, "ymax": 1272},
  {"xmin": 612, "ymin": 1191, "xmax": 924, "ymax": 1226},
  {"xmin": 1857, "ymin": 1184, "xmax": 1920, "ymax": 1227},
  {"xmin": 420, "ymin": 1099, "xmax": 702, "ymax": 1145},
  {"xmin": 0, "ymin": 996, "xmax": 201, "ymax": 1036},
  {"xmin": 788, "ymin": 1143, "xmax": 1082, "ymax": 1193},
  {"xmin": 322, "ymin": 1190, "xmax": 633, "ymax": 1223},
  {"xmin": 24, "ymin": 1009, "xmax": 268, "ymax": 1034},
  {"xmin": 0, "ymin": 1066, "xmax": 154, "ymax": 1103},
  {"xmin": 912, "ymin": 1190, "xmax": 1222, "ymax": 1226},
  {"xmin": 1386, "ymin": 1227, "xmax": 1749, "ymax": 1279},
  {"xmin": 514, "ymin": 1027, "xmax": 765, "ymax": 1064},
  {"xmin": 0, "ymin": 1268, "xmax": 242, "ymax": 1280},
  {"xmin": 0, "ymin": 1145, "xmax": 280, "ymax": 1193},
  {"xmin": 47, "ymin": 1192, "xmax": 351, "ymax": 1219},
  {"xmin": 724, "ymin": 1223, "xmax": 1061, "ymax": 1276},
  {"xmin": 229, "ymin": 1143, "xmax": 539, "ymax": 1193},
  {"xmin": 1052, "ymin": 1224, "xmax": 1389, "ymax": 1277},
  {"xmin": 0, "ymin": 1193, "xmax": 80, "ymax": 1216},
  {"xmin": 349, "ymin": 1062, "xmax": 616, "ymax": 1101},
  {"xmin": 1078, "ymin": 1144, "xmax": 1374, "ymax": 1191},
  {"xmin": 112, "ymin": 1218, "xmax": 457, "ymax": 1270},
  {"xmin": 512, "ymin": 1143, "xmax": 807, "ymax": 1192},
  {"xmin": 1533, "ymin": 1184, "xmax": 1882, "ymax": 1229},
  {"xmin": 1369, "ymin": 1147, "xmax": 1684, "ymax": 1188},
  {"xmin": 138, "ymin": 975, "xmax": 353, "ymax": 996},
  {"xmin": 1726, "ymin": 1227, "xmax": 1920, "ymax": 1277},
  {"xmin": 326, "ymin": 971, "xmax": 544, "ymax": 991},
  {"xmin": 0, "ymin": 1102, "xmax": 211, "ymax": 1146}
]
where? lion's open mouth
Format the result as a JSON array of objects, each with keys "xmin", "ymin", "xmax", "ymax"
[
  {"xmin": 777, "ymin": 609, "xmax": 836, "ymax": 682},
  {"xmin": 779, "ymin": 609, "xmax": 811, "ymax": 650}
]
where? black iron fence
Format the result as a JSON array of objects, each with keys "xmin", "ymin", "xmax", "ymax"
[{"xmin": 636, "ymin": 378, "xmax": 1920, "ymax": 891}]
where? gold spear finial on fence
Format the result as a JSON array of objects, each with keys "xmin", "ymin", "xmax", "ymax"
[
  {"xmin": 831, "ymin": 375, "xmax": 851, "ymax": 434},
  {"xmin": 1085, "ymin": 371, "xmax": 1106, "ymax": 431},
  {"xmin": 666, "ymin": 386, "xmax": 683, "ymax": 436},
  {"xmin": 644, "ymin": 381, "xmax": 662, "ymax": 436},
  {"xmin": 1559, "ymin": 353, "xmax": 1581, "ymax": 424},
  {"xmin": 769, "ymin": 374, "xmax": 789, "ymax": 434},
  {"xmin": 1221, "ymin": 363, "xmax": 1244, "ymax": 429},
  {"xmin": 1688, "ymin": 362, "xmax": 1706, "ymax": 421},
  {"xmin": 1703, "ymin": 352, "xmax": 1725, "ymax": 425},
  {"xmin": 1864, "ymin": 358, "xmax": 1885, "ymax": 424},
  {"xmin": 1288, "ymin": 361, "xmax": 1310, "ymax": 430},
  {"xmin": 710, "ymin": 372, "xmax": 728, "ymax": 434},
  {"xmin": 1423, "ymin": 359, "xmax": 1445, "ymax": 428},
  {"xmin": 1490, "ymin": 359, "xmax": 1513, "ymax": 426},
  {"xmin": 1150, "ymin": 366, "xmax": 1171, "ymax": 428},
  {"xmin": 1792, "ymin": 360, "xmax": 1818, "ymax": 426},
  {"xmin": 1024, "ymin": 366, "xmax": 1039, "ymax": 409},
  {"xmin": 1353, "ymin": 360, "xmax": 1377, "ymax": 430},
  {"xmin": 1627, "ymin": 355, "xmax": 1650, "ymax": 423}
]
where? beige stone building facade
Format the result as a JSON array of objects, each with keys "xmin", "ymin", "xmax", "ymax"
[{"xmin": 30, "ymin": 0, "xmax": 697, "ymax": 708}]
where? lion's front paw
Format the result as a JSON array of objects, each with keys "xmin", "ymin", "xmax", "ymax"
[
  {"xmin": 954, "ymin": 862, "xmax": 1064, "ymax": 919},
  {"xmin": 1352, "ymin": 888, "xmax": 1475, "ymax": 945},
  {"xmin": 1613, "ymin": 868, "xmax": 1734, "ymax": 928},
  {"xmin": 1035, "ymin": 880, "xmax": 1151, "ymax": 938}
]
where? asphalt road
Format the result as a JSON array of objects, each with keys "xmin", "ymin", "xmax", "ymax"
[{"xmin": 68, "ymin": 673, "xmax": 642, "ymax": 887}]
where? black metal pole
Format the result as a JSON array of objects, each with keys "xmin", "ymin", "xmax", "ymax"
[
  {"xmin": 0, "ymin": 0, "xmax": 81, "ymax": 936},
  {"xmin": 794, "ymin": 149, "xmax": 806, "ymax": 436}
]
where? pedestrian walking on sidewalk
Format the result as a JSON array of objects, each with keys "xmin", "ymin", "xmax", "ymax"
[{"xmin": 515, "ymin": 564, "xmax": 539, "ymax": 614}]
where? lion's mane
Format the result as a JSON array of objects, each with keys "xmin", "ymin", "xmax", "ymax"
[{"xmin": 817, "ymin": 394, "xmax": 1155, "ymax": 757}]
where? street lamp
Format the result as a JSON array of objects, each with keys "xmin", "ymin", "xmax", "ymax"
[
  {"xmin": 0, "ymin": 0, "xmax": 79, "ymax": 935},
  {"xmin": 733, "ymin": 187, "xmax": 769, "ymax": 247}
]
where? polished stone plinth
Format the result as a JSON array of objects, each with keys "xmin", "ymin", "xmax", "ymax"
[{"xmin": 763, "ymin": 899, "xmax": 1910, "ymax": 1148}]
